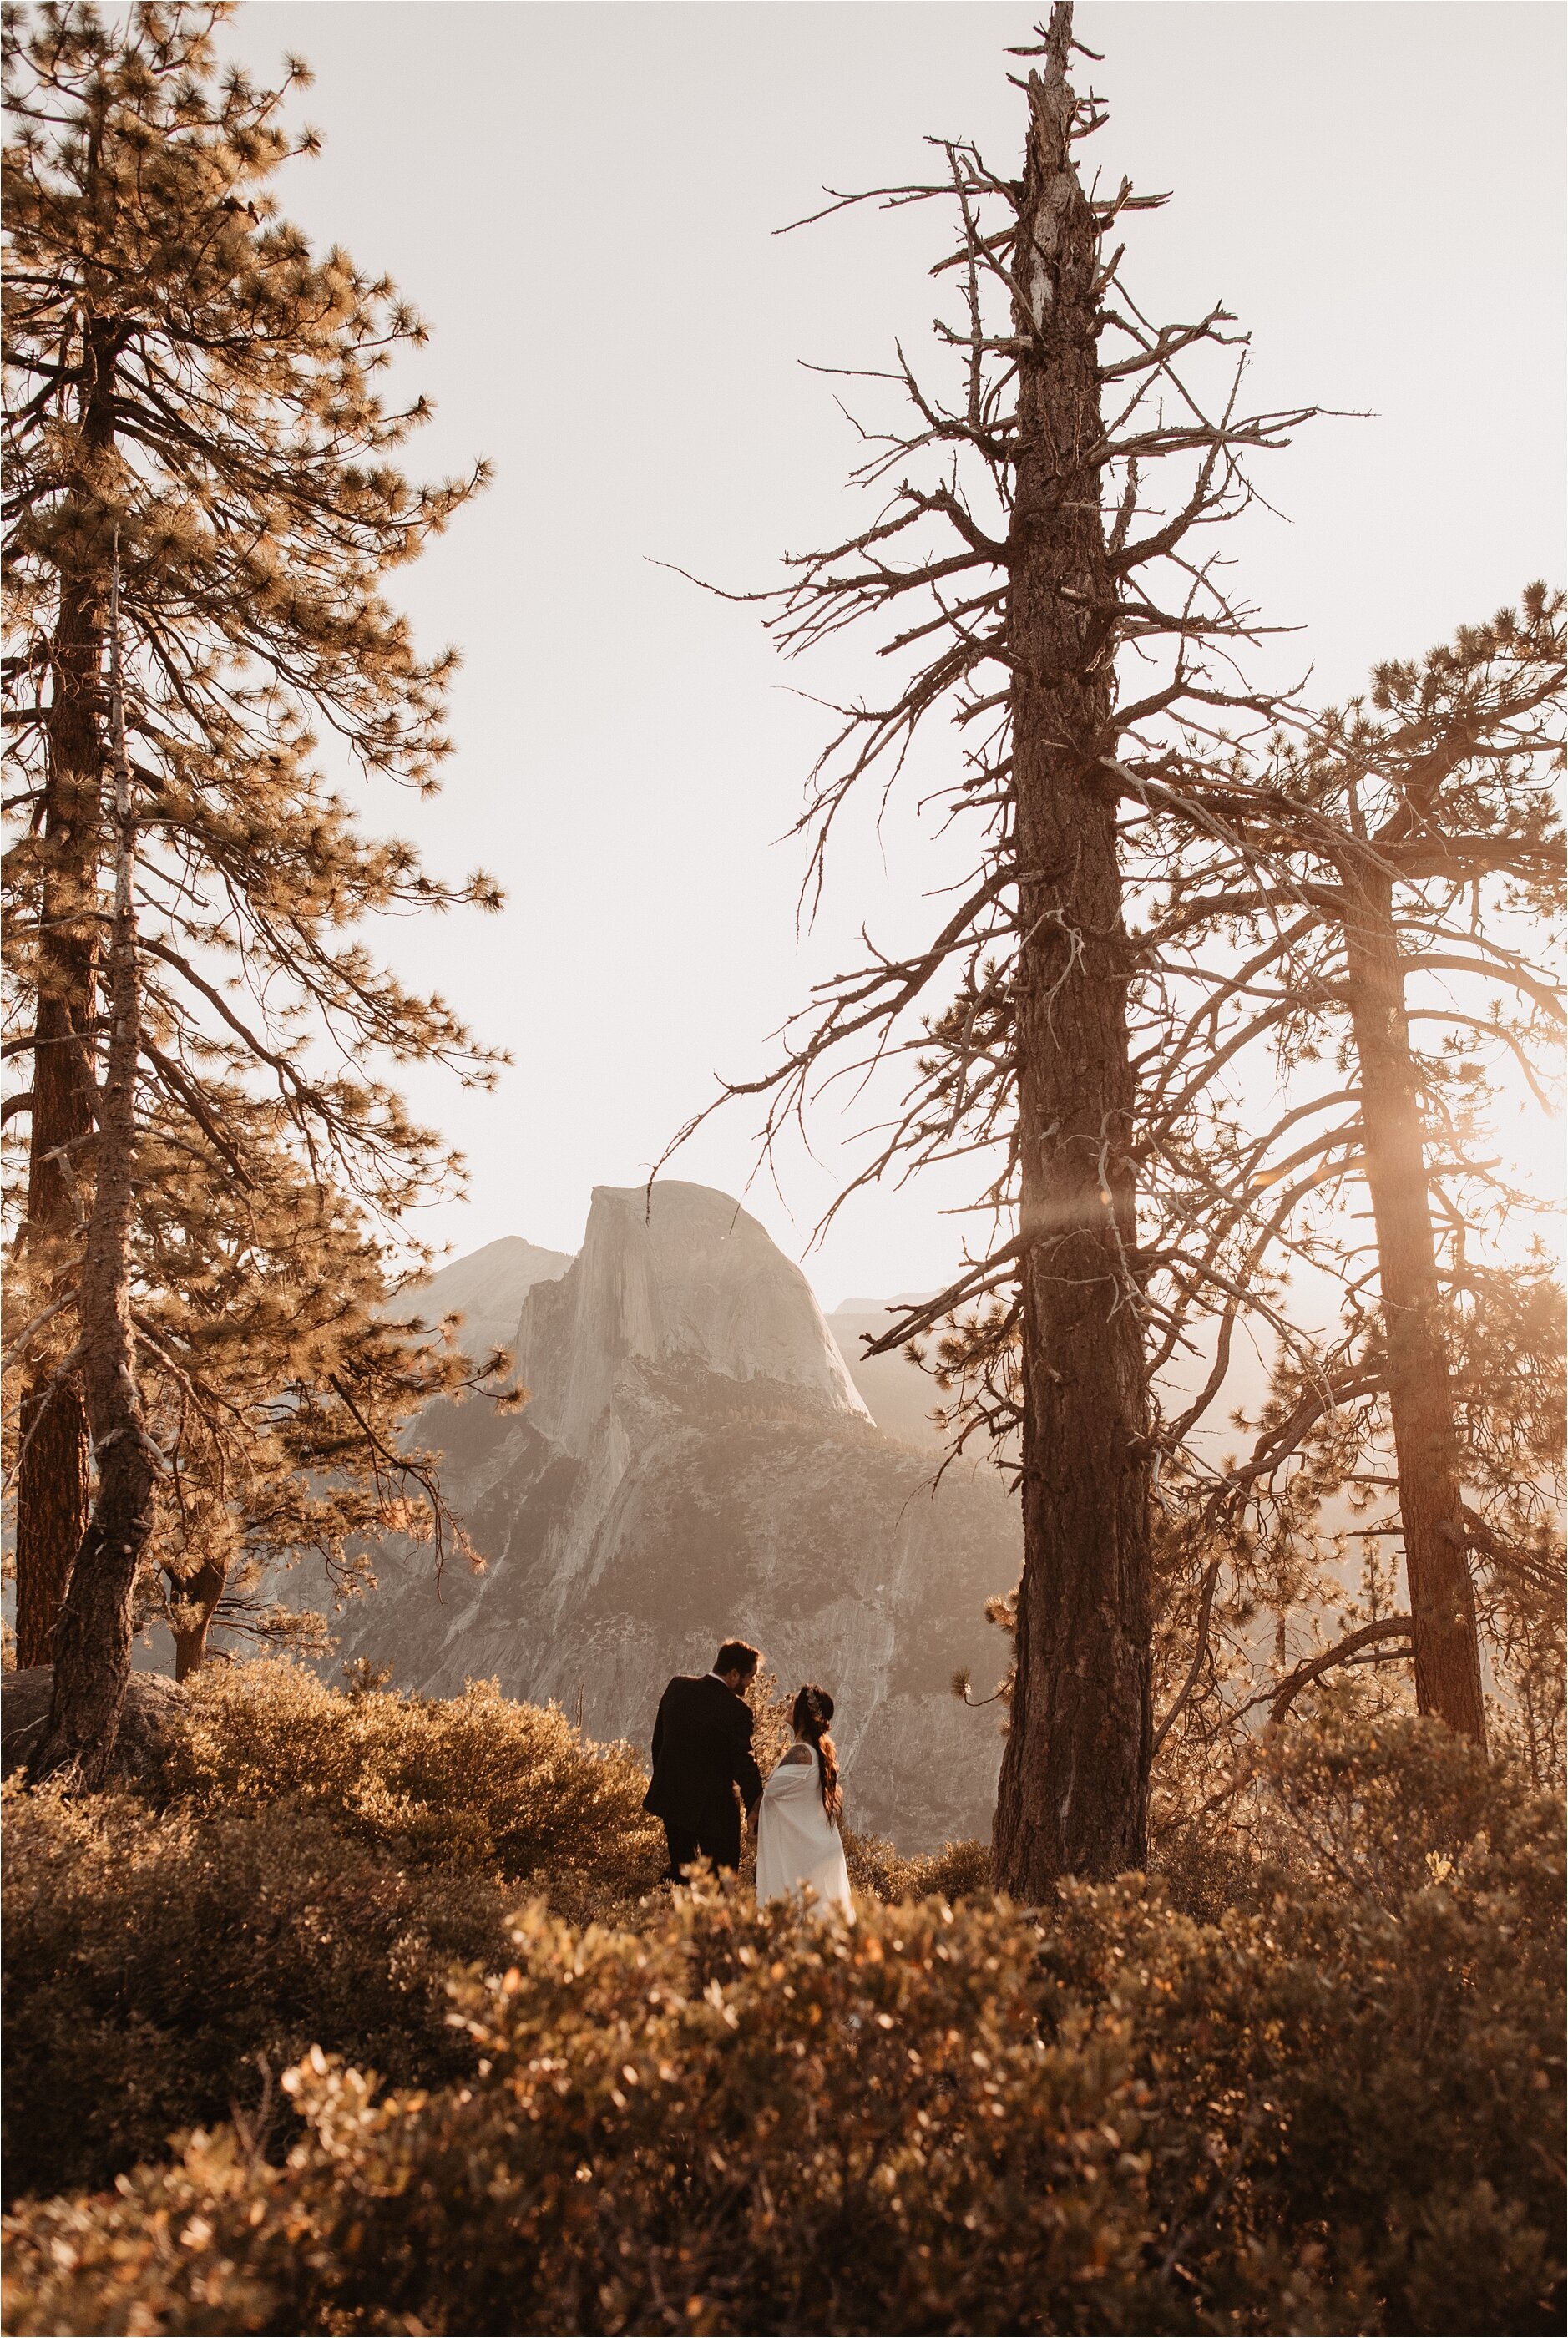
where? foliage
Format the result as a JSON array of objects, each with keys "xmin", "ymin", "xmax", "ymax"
[
  {"xmin": 4, "ymin": 1882, "xmax": 1165, "ymax": 2338},
  {"xmin": 0, "ymin": 1662, "xmax": 991, "ymax": 2214},
  {"xmin": 149, "ymin": 1662, "xmax": 667, "ymax": 1920},
  {"xmin": 2, "ymin": 0, "xmax": 508, "ymax": 1665},
  {"xmin": 0, "ymin": 1782, "xmax": 508, "ymax": 2206},
  {"xmin": 156, "ymin": 1662, "xmax": 990, "ymax": 1920},
  {"xmin": 1044, "ymin": 1715, "xmax": 1566, "ymax": 2337},
  {"xmin": 843, "ymin": 1825, "xmax": 993, "ymax": 1906},
  {"xmin": 2, "ymin": 1677, "xmax": 1560, "ymax": 2337},
  {"xmin": 1, "ymin": 1661, "xmax": 669, "ymax": 2204}
]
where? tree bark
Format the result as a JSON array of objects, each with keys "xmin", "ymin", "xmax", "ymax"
[
  {"xmin": 35, "ymin": 560, "xmax": 157, "ymax": 1789},
  {"xmin": 13, "ymin": 1377, "xmax": 92, "ymax": 1668},
  {"xmin": 14, "ymin": 312, "xmax": 119, "ymax": 1662},
  {"xmin": 1339, "ymin": 868, "xmax": 1487, "ymax": 1745},
  {"xmin": 993, "ymin": 5, "xmax": 1153, "ymax": 1894},
  {"xmin": 171, "ymin": 1560, "xmax": 228, "ymax": 1680}
]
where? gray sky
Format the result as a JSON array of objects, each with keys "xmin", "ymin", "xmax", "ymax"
[{"xmin": 231, "ymin": 1, "xmax": 1565, "ymax": 1306}]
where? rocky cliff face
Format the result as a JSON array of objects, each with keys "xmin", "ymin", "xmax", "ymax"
[
  {"xmin": 516, "ymin": 1183, "xmax": 869, "ymax": 1455},
  {"xmin": 326, "ymin": 1185, "xmax": 1016, "ymax": 1850}
]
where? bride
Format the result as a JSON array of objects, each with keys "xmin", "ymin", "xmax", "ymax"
[{"xmin": 754, "ymin": 1683, "xmax": 852, "ymax": 1915}]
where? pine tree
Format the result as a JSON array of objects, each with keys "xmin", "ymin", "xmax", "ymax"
[
  {"xmin": 1158, "ymin": 593, "xmax": 1565, "ymax": 1746},
  {"xmin": 3, "ymin": 1, "xmax": 506, "ymax": 1747}
]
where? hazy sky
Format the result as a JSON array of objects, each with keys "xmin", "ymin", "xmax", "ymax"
[{"xmin": 226, "ymin": 1, "xmax": 1565, "ymax": 1308}]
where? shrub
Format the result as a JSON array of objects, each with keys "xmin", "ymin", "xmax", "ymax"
[
  {"xmin": 1040, "ymin": 1716, "xmax": 1566, "ymax": 2337},
  {"xmin": 151, "ymin": 1660, "xmax": 665, "ymax": 1921},
  {"xmin": 845, "ymin": 1825, "xmax": 992, "ymax": 1904},
  {"xmin": 3, "ymin": 1684, "xmax": 1559, "ymax": 2337},
  {"xmin": 157, "ymin": 1661, "xmax": 984, "ymax": 1919},
  {"xmin": 2, "ymin": 1884, "xmax": 1162, "ymax": 2338},
  {"xmin": 1, "ymin": 1784, "xmax": 508, "ymax": 2204},
  {"xmin": 1258, "ymin": 1700, "xmax": 1563, "ymax": 1918},
  {"xmin": 3, "ymin": 1662, "xmax": 673, "ymax": 2203}
]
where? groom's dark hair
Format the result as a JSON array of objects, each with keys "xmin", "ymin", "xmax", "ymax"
[{"xmin": 715, "ymin": 1639, "xmax": 761, "ymax": 1681}]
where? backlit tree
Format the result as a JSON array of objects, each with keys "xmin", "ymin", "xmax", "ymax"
[
  {"xmin": 3, "ymin": 0, "xmax": 508, "ymax": 1773},
  {"xmin": 668, "ymin": 2, "xmax": 1318, "ymax": 1890}
]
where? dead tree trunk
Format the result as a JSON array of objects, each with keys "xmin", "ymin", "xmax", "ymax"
[
  {"xmin": 35, "ymin": 557, "xmax": 158, "ymax": 1788},
  {"xmin": 994, "ymin": 11, "xmax": 1153, "ymax": 1892},
  {"xmin": 662, "ymin": 0, "xmax": 1317, "ymax": 1879},
  {"xmin": 1338, "ymin": 868, "xmax": 1487, "ymax": 1743}
]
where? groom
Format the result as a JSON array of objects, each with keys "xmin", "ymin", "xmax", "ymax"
[{"xmin": 644, "ymin": 1638, "xmax": 764, "ymax": 1881}]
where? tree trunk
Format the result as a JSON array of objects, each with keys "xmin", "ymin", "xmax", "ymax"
[
  {"xmin": 14, "ymin": 314, "xmax": 119, "ymax": 1661},
  {"xmin": 35, "ymin": 563, "xmax": 157, "ymax": 1789},
  {"xmin": 14, "ymin": 1382, "xmax": 92, "ymax": 1668},
  {"xmin": 1339, "ymin": 868, "xmax": 1487, "ymax": 1745},
  {"xmin": 993, "ymin": 5, "xmax": 1153, "ymax": 1895},
  {"xmin": 15, "ymin": 574, "xmax": 104, "ymax": 1663},
  {"xmin": 172, "ymin": 1560, "xmax": 228, "ymax": 1680}
]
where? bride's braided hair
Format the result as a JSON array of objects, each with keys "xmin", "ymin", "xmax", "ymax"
[{"xmin": 792, "ymin": 1683, "xmax": 842, "ymax": 1822}]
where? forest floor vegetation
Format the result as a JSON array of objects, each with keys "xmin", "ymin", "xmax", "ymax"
[{"xmin": 2, "ymin": 1662, "xmax": 1562, "ymax": 2335}]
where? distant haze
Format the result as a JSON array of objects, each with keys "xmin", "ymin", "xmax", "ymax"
[{"xmin": 225, "ymin": 3, "xmax": 1565, "ymax": 1298}]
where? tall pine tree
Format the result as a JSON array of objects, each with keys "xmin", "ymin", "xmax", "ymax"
[{"xmin": 3, "ymin": 1, "xmax": 507, "ymax": 1752}]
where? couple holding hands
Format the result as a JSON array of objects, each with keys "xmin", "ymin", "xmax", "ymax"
[{"xmin": 643, "ymin": 1637, "xmax": 852, "ymax": 1916}]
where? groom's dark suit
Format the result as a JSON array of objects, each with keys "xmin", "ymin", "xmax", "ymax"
[{"xmin": 644, "ymin": 1673, "xmax": 763, "ymax": 1876}]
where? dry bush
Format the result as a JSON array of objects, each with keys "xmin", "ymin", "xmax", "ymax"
[
  {"xmin": 3, "ymin": 1884, "xmax": 1160, "ymax": 2338},
  {"xmin": 0, "ymin": 1784, "xmax": 508, "ymax": 2204},
  {"xmin": 2, "ymin": 1662, "xmax": 990, "ymax": 2214},
  {"xmin": 150, "ymin": 1655, "xmax": 981, "ymax": 1907},
  {"xmin": 2, "ymin": 1665, "xmax": 668, "ymax": 2204},
  {"xmin": 1153, "ymin": 1679, "xmax": 1567, "ymax": 1923},
  {"xmin": 153, "ymin": 1660, "xmax": 666, "ymax": 1921},
  {"xmin": 3, "ymin": 1673, "xmax": 1560, "ymax": 2337},
  {"xmin": 6, "ymin": 1713, "xmax": 1561, "ymax": 2336},
  {"xmin": 156, "ymin": 1662, "xmax": 984, "ymax": 1917},
  {"xmin": 0, "ymin": 1657, "xmax": 1014, "ymax": 2330},
  {"xmin": 1044, "ymin": 1715, "xmax": 1566, "ymax": 2338},
  {"xmin": 845, "ymin": 1826, "xmax": 992, "ymax": 1904}
]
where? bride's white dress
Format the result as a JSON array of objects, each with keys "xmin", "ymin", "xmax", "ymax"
[{"xmin": 755, "ymin": 1746, "xmax": 852, "ymax": 1915}]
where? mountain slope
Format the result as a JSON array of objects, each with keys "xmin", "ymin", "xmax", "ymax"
[
  {"xmin": 827, "ymin": 1300, "xmax": 947, "ymax": 1450},
  {"xmin": 389, "ymin": 1235, "xmax": 573, "ymax": 1366}
]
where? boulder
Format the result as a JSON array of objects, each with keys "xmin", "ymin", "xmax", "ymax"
[{"xmin": 1, "ymin": 1665, "xmax": 183, "ymax": 1784}]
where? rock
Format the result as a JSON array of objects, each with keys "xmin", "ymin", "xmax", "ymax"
[
  {"xmin": 387, "ymin": 1234, "xmax": 572, "ymax": 1367},
  {"xmin": 516, "ymin": 1183, "xmax": 869, "ymax": 1454},
  {"xmin": 1, "ymin": 1665, "xmax": 184, "ymax": 1784},
  {"xmin": 827, "ymin": 1303, "xmax": 947, "ymax": 1450}
]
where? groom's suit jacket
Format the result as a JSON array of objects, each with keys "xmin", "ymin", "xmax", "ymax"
[{"xmin": 644, "ymin": 1674, "xmax": 764, "ymax": 1836}]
